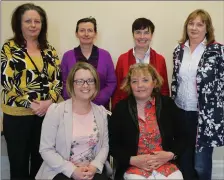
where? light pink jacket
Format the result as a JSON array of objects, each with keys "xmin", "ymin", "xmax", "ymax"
[{"xmin": 36, "ymin": 99, "xmax": 110, "ymax": 179}]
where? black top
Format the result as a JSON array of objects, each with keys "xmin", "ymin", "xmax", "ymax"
[
  {"xmin": 74, "ymin": 45, "xmax": 99, "ymax": 70},
  {"xmin": 108, "ymin": 94, "xmax": 186, "ymax": 179}
]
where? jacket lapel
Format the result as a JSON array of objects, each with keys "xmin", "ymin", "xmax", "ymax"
[
  {"xmin": 155, "ymin": 95, "xmax": 165, "ymax": 143},
  {"xmin": 176, "ymin": 45, "xmax": 184, "ymax": 75},
  {"xmin": 155, "ymin": 95, "xmax": 162, "ymax": 123},
  {"xmin": 90, "ymin": 103, "xmax": 104, "ymax": 156},
  {"xmin": 149, "ymin": 48, "xmax": 155, "ymax": 65},
  {"xmin": 128, "ymin": 49, "xmax": 137, "ymax": 66},
  {"xmin": 128, "ymin": 95, "xmax": 139, "ymax": 130},
  {"xmin": 63, "ymin": 99, "xmax": 73, "ymax": 157},
  {"xmin": 91, "ymin": 103, "xmax": 102, "ymax": 136}
]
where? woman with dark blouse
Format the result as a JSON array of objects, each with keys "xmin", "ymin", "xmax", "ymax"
[{"xmin": 61, "ymin": 17, "xmax": 116, "ymax": 109}]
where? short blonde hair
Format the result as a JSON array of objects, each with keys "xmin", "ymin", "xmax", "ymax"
[
  {"xmin": 179, "ymin": 9, "xmax": 215, "ymax": 45},
  {"xmin": 121, "ymin": 63, "xmax": 163, "ymax": 97},
  {"xmin": 66, "ymin": 61, "xmax": 100, "ymax": 100}
]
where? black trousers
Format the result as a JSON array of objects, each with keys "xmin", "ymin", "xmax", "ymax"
[
  {"xmin": 176, "ymin": 108, "xmax": 198, "ymax": 180},
  {"xmin": 53, "ymin": 173, "xmax": 108, "ymax": 180},
  {"xmin": 3, "ymin": 113, "xmax": 44, "ymax": 180}
]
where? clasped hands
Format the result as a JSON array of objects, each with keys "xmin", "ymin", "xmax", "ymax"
[
  {"xmin": 130, "ymin": 151, "xmax": 174, "ymax": 171},
  {"xmin": 30, "ymin": 99, "xmax": 52, "ymax": 117},
  {"xmin": 71, "ymin": 165, "xmax": 97, "ymax": 180}
]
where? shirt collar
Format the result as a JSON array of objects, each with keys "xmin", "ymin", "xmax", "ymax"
[
  {"xmin": 132, "ymin": 47, "xmax": 150, "ymax": 58},
  {"xmin": 201, "ymin": 38, "xmax": 207, "ymax": 46},
  {"xmin": 145, "ymin": 97, "xmax": 155, "ymax": 109},
  {"xmin": 184, "ymin": 38, "xmax": 207, "ymax": 48},
  {"xmin": 150, "ymin": 97, "xmax": 155, "ymax": 106}
]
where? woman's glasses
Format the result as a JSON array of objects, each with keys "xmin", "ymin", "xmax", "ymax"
[{"xmin": 74, "ymin": 79, "xmax": 95, "ymax": 86}]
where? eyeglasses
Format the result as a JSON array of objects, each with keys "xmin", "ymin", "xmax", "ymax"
[{"xmin": 74, "ymin": 79, "xmax": 95, "ymax": 86}]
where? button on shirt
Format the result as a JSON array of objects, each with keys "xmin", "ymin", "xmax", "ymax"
[
  {"xmin": 175, "ymin": 39, "xmax": 206, "ymax": 111},
  {"xmin": 126, "ymin": 98, "xmax": 178, "ymax": 177},
  {"xmin": 133, "ymin": 47, "xmax": 150, "ymax": 64}
]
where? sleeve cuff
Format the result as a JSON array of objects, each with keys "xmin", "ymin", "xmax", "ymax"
[
  {"xmin": 90, "ymin": 160, "xmax": 103, "ymax": 173},
  {"xmin": 63, "ymin": 163, "xmax": 77, "ymax": 178}
]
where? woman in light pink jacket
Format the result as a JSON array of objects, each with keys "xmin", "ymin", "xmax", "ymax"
[{"xmin": 36, "ymin": 62, "xmax": 111, "ymax": 180}]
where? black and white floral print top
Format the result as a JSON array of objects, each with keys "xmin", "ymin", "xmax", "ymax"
[{"xmin": 171, "ymin": 42, "xmax": 224, "ymax": 148}]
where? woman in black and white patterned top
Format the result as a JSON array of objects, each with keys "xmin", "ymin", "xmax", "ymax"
[{"xmin": 171, "ymin": 9, "xmax": 224, "ymax": 180}]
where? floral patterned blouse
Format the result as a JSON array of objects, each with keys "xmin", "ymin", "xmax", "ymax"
[
  {"xmin": 69, "ymin": 110, "xmax": 99, "ymax": 166},
  {"xmin": 171, "ymin": 42, "xmax": 224, "ymax": 148},
  {"xmin": 126, "ymin": 98, "xmax": 178, "ymax": 177},
  {"xmin": 1, "ymin": 40, "xmax": 62, "ymax": 116}
]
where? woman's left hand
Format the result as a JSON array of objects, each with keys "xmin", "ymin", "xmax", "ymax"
[{"xmin": 147, "ymin": 151, "xmax": 174, "ymax": 170}]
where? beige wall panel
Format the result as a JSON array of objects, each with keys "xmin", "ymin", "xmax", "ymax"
[{"xmin": 1, "ymin": 1, "xmax": 224, "ymax": 161}]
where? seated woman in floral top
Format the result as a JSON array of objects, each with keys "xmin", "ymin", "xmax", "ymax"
[{"xmin": 109, "ymin": 63, "xmax": 186, "ymax": 179}]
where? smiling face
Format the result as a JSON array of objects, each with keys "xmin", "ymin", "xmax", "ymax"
[
  {"xmin": 187, "ymin": 16, "xmax": 207, "ymax": 42},
  {"xmin": 76, "ymin": 22, "xmax": 96, "ymax": 45},
  {"xmin": 130, "ymin": 70, "xmax": 155, "ymax": 101},
  {"xmin": 21, "ymin": 10, "xmax": 42, "ymax": 40},
  {"xmin": 133, "ymin": 28, "xmax": 152, "ymax": 49},
  {"xmin": 73, "ymin": 69, "xmax": 96, "ymax": 101}
]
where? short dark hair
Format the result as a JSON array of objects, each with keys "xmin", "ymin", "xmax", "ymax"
[
  {"xmin": 132, "ymin": 17, "xmax": 155, "ymax": 34},
  {"xmin": 11, "ymin": 3, "xmax": 48, "ymax": 49},
  {"xmin": 76, "ymin": 17, "xmax": 97, "ymax": 33}
]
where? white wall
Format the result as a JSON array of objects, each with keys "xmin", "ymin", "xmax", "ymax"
[
  {"xmin": 1, "ymin": 1, "xmax": 224, "ymax": 84},
  {"xmin": 1, "ymin": 0, "xmax": 224, "ymax": 171}
]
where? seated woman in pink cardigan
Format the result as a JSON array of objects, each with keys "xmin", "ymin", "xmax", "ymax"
[{"xmin": 36, "ymin": 62, "xmax": 111, "ymax": 180}]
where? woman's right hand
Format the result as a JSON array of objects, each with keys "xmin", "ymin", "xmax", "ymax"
[
  {"xmin": 30, "ymin": 100, "xmax": 52, "ymax": 117},
  {"xmin": 130, "ymin": 154, "xmax": 152, "ymax": 171},
  {"xmin": 30, "ymin": 102, "xmax": 41, "ymax": 116},
  {"xmin": 71, "ymin": 167, "xmax": 89, "ymax": 180}
]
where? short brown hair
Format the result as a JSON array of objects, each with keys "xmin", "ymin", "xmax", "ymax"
[
  {"xmin": 76, "ymin": 17, "xmax": 97, "ymax": 33},
  {"xmin": 66, "ymin": 62, "xmax": 100, "ymax": 99},
  {"xmin": 179, "ymin": 9, "xmax": 215, "ymax": 45},
  {"xmin": 121, "ymin": 63, "xmax": 163, "ymax": 97}
]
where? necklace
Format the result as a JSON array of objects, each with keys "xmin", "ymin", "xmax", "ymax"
[
  {"xmin": 136, "ymin": 102, "xmax": 146, "ymax": 119},
  {"xmin": 136, "ymin": 96, "xmax": 152, "ymax": 106},
  {"xmin": 137, "ymin": 102, "xmax": 146, "ymax": 109},
  {"xmin": 136, "ymin": 98, "xmax": 153, "ymax": 113}
]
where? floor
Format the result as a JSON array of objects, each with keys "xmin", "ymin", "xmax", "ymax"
[
  {"xmin": 1, "ymin": 135, "xmax": 224, "ymax": 179},
  {"xmin": 1, "ymin": 135, "xmax": 10, "ymax": 179}
]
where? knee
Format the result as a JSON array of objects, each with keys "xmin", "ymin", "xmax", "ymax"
[
  {"xmin": 195, "ymin": 165, "xmax": 204, "ymax": 174},
  {"xmin": 195, "ymin": 163, "xmax": 212, "ymax": 178}
]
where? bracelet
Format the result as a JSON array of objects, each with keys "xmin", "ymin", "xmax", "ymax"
[{"xmin": 172, "ymin": 154, "xmax": 178, "ymax": 160}]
